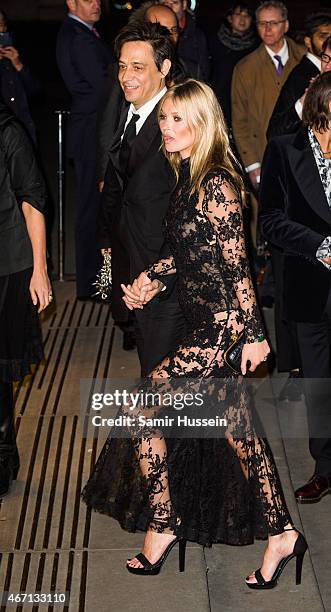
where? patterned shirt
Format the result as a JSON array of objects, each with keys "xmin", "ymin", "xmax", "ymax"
[{"xmin": 309, "ymin": 127, "xmax": 331, "ymax": 270}]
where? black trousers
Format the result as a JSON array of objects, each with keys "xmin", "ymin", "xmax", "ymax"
[
  {"xmin": 0, "ymin": 381, "xmax": 17, "ymax": 458},
  {"xmin": 271, "ymin": 246, "xmax": 301, "ymax": 372},
  {"xmin": 296, "ymin": 287, "xmax": 331, "ymax": 476},
  {"xmin": 72, "ymin": 120, "xmax": 102, "ymax": 298},
  {"xmin": 134, "ymin": 298, "xmax": 186, "ymax": 377}
]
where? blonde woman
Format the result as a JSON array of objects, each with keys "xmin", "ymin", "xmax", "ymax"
[{"xmin": 82, "ymin": 79, "xmax": 307, "ymax": 589}]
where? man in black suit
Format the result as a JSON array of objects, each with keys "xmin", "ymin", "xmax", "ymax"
[
  {"xmin": 98, "ymin": 22, "xmax": 186, "ymax": 376},
  {"xmin": 260, "ymin": 72, "xmax": 331, "ymax": 503},
  {"xmin": 56, "ymin": 0, "xmax": 112, "ymax": 299},
  {"xmin": 267, "ymin": 12, "xmax": 331, "ymax": 139}
]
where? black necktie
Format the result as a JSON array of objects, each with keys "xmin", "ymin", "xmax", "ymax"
[{"xmin": 119, "ymin": 113, "xmax": 140, "ymax": 175}]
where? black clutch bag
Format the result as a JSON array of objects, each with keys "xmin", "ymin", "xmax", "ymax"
[{"xmin": 224, "ymin": 331, "xmax": 245, "ymax": 374}]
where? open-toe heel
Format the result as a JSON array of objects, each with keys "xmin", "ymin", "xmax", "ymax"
[
  {"xmin": 246, "ymin": 528, "xmax": 308, "ymax": 590},
  {"xmin": 126, "ymin": 537, "xmax": 187, "ymax": 575}
]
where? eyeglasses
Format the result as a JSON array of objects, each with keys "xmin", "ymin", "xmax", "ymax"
[
  {"xmin": 321, "ymin": 53, "xmax": 331, "ymax": 64},
  {"xmin": 256, "ymin": 19, "xmax": 286, "ymax": 28}
]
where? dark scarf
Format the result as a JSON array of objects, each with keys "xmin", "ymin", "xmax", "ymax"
[{"xmin": 217, "ymin": 21, "xmax": 258, "ymax": 52}]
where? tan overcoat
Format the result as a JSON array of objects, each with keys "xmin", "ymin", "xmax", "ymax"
[{"xmin": 231, "ymin": 37, "xmax": 305, "ymax": 167}]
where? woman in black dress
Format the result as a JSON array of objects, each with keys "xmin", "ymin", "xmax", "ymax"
[
  {"xmin": 82, "ymin": 80, "xmax": 307, "ymax": 589},
  {"xmin": 0, "ymin": 100, "xmax": 51, "ymax": 497}
]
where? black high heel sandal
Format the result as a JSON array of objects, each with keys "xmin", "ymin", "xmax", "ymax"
[
  {"xmin": 126, "ymin": 537, "xmax": 187, "ymax": 575},
  {"xmin": 246, "ymin": 528, "xmax": 308, "ymax": 590}
]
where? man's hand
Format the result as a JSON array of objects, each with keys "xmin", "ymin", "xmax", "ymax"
[
  {"xmin": 322, "ymin": 257, "xmax": 331, "ymax": 265},
  {"xmin": 0, "ymin": 46, "xmax": 23, "ymax": 71},
  {"xmin": 98, "ymin": 180, "xmax": 104, "ymax": 193},
  {"xmin": 121, "ymin": 272, "xmax": 164, "ymax": 310},
  {"xmin": 248, "ymin": 168, "xmax": 261, "ymax": 190}
]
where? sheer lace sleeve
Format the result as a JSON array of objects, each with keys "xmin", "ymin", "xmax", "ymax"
[
  {"xmin": 202, "ymin": 172, "xmax": 264, "ymax": 343},
  {"xmin": 145, "ymin": 255, "xmax": 176, "ymax": 281}
]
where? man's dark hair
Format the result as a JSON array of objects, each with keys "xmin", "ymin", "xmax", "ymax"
[
  {"xmin": 114, "ymin": 21, "xmax": 174, "ymax": 71},
  {"xmin": 304, "ymin": 12, "xmax": 331, "ymax": 39},
  {"xmin": 322, "ymin": 34, "xmax": 331, "ymax": 53},
  {"xmin": 302, "ymin": 71, "xmax": 331, "ymax": 132},
  {"xmin": 228, "ymin": 2, "xmax": 253, "ymax": 18}
]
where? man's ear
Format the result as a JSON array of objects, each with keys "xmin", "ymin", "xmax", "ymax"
[
  {"xmin": 304, "ymin": 35, "xmax": 312, "ymax": 52},
  {"xmin": 284, "ymin": 19, "xmax": 289, "ymax": 34},
  {"xmin": 182, "ymin": 0, "xmax": 188, "ymax": 11},
  {"xmin": 66, "ymin": 0, "xmax": 74, "ymax": 11},
  {"xmin": 160, "ymin": 58, "xmax": 171, "ymax": 78}
]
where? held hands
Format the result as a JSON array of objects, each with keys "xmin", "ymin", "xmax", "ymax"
[
  {"xmin": 121, "ymin": 272, "xmax": 164, "ymax": 310},
  {"xmin": 30, "ymin": 267, "xmax": 52, "ymax": 313},
  {"xmin": 240, "ymin": 339, "xmax": 270, "ymax": 375},
  {"xmin": 0, "ymin": 46, "xmax": 23, "ymax": 71}
]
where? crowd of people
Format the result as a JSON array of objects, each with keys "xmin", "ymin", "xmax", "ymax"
[{"xmin": 0, "ymin": 0, "xmax": 330, "ymax": 594}]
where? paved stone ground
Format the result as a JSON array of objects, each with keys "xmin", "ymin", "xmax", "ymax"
[{"xmin": 0, "ymin": 283, "xmax": 329, "ymax": 612}]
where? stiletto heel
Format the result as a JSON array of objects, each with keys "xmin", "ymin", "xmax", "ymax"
[
  {"xmin": 295, "ymin": 551, "xmax": 305, "ymax": 585},
  {"xmin": 246, "ymin": 528, "xmax": 308, "ymax": 590},
  {"xmin": 126, "ymin": 537, "xmax": 187, "ymax": 575},
  {"xmin": 179, "ymin": 538, "xmax": 187, "ymax": 572}
]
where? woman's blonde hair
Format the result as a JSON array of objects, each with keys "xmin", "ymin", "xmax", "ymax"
[{"xmin": 158, "ymin": 79, "xmax": 246, "ymax": 201}]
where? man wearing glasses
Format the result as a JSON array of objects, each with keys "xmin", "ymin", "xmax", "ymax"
[
  {"xmin": 268, "ymin": 13, "xmax": 331, "ymax": 139},
  {"xmin": 231, "ymin": 0, "xmax": 304, "ymax": 191},
  {"xmin": 159, "ymin": 0, "xmax": 209, "ymax": 80}
]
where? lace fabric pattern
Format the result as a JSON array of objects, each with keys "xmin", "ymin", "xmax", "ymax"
[{"xmin": 82, "ymin": 161, "xmax": 292, "ymax": 546}]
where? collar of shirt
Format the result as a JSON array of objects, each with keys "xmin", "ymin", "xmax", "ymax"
[
  {"xmin": 68, "ymin": 13, "xmax": 93, "ymax": 30},
  {"xmin": 265, "ymin": 39, "xmax": 289, "ymax": 70},
  {"xmin": 306, "ymin": 52, "xmax": 321, "ymax": 71},
  {"xmin": 123, "ymin": 87, "xmax": 167, "ymax": 137}
]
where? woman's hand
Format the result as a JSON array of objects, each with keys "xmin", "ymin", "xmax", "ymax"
[
  {"xmin": 0, "ymin": 46, "xmax": 23, "ymax": 71},
  {"xmin": 30, "ymin": 267, "xmax": 52, "ymax": 313},
  {"xmin": 121, "ymin": 272, "xmax": 164, "ymax": 310},
  {"xmin": 241, "ymin": 339, "xmax": 270, "ymax": 375}
]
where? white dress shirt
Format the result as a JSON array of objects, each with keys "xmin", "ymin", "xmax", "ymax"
[
  {"xmin": 68, "ymin": 13, "xmax": 93, "ymax": 30},
  {"xmin": 295, "ymin": 53, "xmax": 321, "ymax": 119},
  {"xmin": 121, "ymin": 87, "xmax": 167, "ymax": 140}
]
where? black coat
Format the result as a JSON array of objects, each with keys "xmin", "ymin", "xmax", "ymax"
[
  {"xmin": 209, "ymin": 30, "xmax": 258, "ymax": 127},
  {"xmin": 56, "ymin": 16, "xmax": 112, "ymax": 158},
  {"xmin": 0, "ymin": 103, "xmax": 46, "ymax": 277},
  {"xmin": 97, "ymin": 102, "xmax": 177, "ymax": 321},
  {"xmin": 177, "ymin": 13, "xmax": 210, "ymax": 81},
  {"xmin": 267, "ymin": 56, "xmax": 319, "ymax": 140},
  {"xmin": 259, "ymin": 128, "xmax": 331, "ymax": 323},
  {"xmin": 0, "ymin": 59, "xmax": 39, "ymax": 144}
]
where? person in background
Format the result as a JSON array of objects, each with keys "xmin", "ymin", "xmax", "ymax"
[
  {"xmin": 210, "ymin": 2, "xmax": 259, "ymax": 129},
  {"xmin": 321, "ymin": 35, "xmax": 331, "ymax": 73},
  {"xmin": 0, "ymin": 8, "xmax": 40, "ymax": 144},
  {"xmin": 158, "ymin": 0, "xmax": 209, "ymax": 80},
  {"xmin": 56, "ymin": 0, "xmax": 112, "ymax": 301},
  {"xmin": 268, "ymin": 12, "xmax": 331, "ymax": 139},
  {"xmin": 260, "ymin": 72, "xmax": 331, "ymax": 505},
  {"xmin": 0, "ymin": 100, "xmax": 51, "ymax": 498}
]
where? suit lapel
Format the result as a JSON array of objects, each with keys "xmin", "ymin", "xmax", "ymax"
[
  {"xmin": 108, "ymin": 102, "xmax": 129, "ymax": 188},
  {"xmin": 288, "ymin": 128, "xmax": 331, "ymax": 226},
  {"xmin": 127, "ymin": 106, "xmax": 160, "ymax": 176}
]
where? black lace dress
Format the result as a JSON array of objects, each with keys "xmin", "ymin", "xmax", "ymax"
[{"xmin": 82, "ymin": 160, "xmax": 292, "ymax": 546}]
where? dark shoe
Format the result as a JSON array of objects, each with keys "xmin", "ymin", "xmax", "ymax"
[
  {"xmin": 295, "ymin": 474, "xmax": 331, "ymax": 504},
  {"xmin": 0, "ymin": 455, "xmax": 19, "ymax": 497},
  {"xmin": 122, "ymin": 330, "xmax": 136, "ymax": 351},
  {"xmin": 279, "ymin": 371, "xmax": 303, "ymax": 402},
  {"xmin": 126, "ymin": 537, "xmax": 186, "ymax": 575},
  {"xmin": 246, "ymin": 528, "xmax": 307, "ymax": 589}
]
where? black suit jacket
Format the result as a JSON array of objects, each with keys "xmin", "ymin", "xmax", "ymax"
[
  {"xmin": 56, "ymin": 16, "xmax": 112, "ymax": 157},
  {"xmin": 259, "ymin": 127, "xmax": 331, "ymax": 322},
  {"xmin": 98, "ymin": 101, "xmax": 177, "ymax": 300},
  {"xmin": 267, "ymin": 56, "xmax": 319, "ymax": 140}
]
